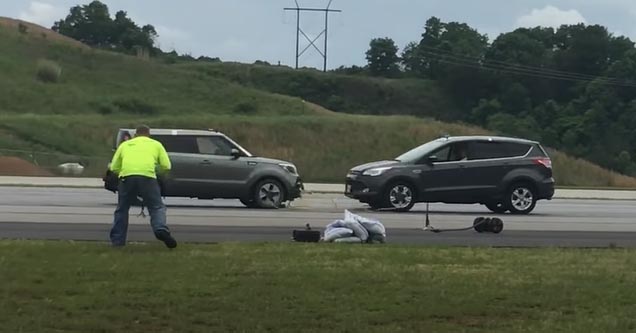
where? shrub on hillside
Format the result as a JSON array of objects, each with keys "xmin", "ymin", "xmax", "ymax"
[
  {"xmin": 113, "ymin": 98, "xmax": 159, "ymax": 115},
  {"xmin": 234, "ymin": 102, "xmax": 258, "ymax": 114},
  {"xmin": 36, "ymin": 60, "xmax": 62, "ymax": 83},
  {"xmin": 18, "ymin": 23, "xmax": 28, "ymax": 34}
]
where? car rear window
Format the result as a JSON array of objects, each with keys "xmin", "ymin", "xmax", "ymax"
[
  {"xmin": 503, "ymin": 143, "xmax": 531, "ymax": 157},
  {"xmin": 467, "ymin": 141, "xmax": 530, "ymax": 160}
]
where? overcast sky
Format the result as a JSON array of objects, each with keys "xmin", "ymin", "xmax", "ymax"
[{"xmin": 4, "ymin": 0, "xmax": 636, "ymax": 69}]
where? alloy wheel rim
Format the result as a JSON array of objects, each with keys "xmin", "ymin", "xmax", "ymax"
[
  {"xmin": 511, "ymin": 187, "xmax": 533, "ymax": 211},
  {"xmin": 389, "ymin": 185, "xmax": 413, "ymax": 209},
  {"xmin": 259, "ymin": 183, "xmax": 281, "ymax": 206}
]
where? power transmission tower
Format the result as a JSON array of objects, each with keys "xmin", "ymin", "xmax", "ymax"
[{"xmin": 284, "ymin": 0, "xmax": 342, "ymax": 72}]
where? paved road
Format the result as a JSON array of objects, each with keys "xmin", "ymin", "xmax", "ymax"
[{"xmin": 2, "ymin": 186, "xmax": 636, "ymax": 247}]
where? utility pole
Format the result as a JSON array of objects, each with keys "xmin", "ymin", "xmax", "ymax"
[{"xmin": 284, "ymin": 0, "xmax": 341, "ymax": 72}]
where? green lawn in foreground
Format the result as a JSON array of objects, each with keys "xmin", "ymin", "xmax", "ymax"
[{"xmin": 1, "ymin": 241, "xmax": 636, "ymax": 332}]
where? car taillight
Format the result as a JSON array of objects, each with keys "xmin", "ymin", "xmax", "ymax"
[{"xmin": 533, "ymin": 158, "xmax": 552, "ymax": 169}]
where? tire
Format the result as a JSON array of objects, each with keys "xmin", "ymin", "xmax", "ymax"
[
  {"xmin": 383, "ymin": 181, "xmax": 416, "ymax": 212},
  {"xmin": 473, "ymin": 217, "xmax": 486, "ymax": 233},
  {"xmin": 491, "ymin": 218, "xmax": 504, "ymax": 234},
  {"xmin": 367, "ymin": 199, "xmax": 385, "ymax": 210},
  {"xmin": 240, "ymin": 198, "xmax": 258, "ymax": 208},
  {"xmin": 253, "ymin": 179, "xmax": 286, "ymax": 209},
  {"xmin": 486, "ymin": 202, "xmax": 508, "ymax": 214},
  {"xmin": 505, "ymin": 182, "xmax": 537, "ymax": 215}
]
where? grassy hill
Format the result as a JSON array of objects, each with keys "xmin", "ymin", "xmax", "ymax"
[
  {"xmin": 180, "ymin": 62, "xmax": 463, "ymax": 121},
  {"xmin": 1, "ymin": 17, "xmax": 635, "ymax": 187}
]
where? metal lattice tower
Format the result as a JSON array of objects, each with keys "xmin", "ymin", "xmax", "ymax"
[{"xmin": 284, "ymin": 0, "xmax": 342, "ymax": 71}]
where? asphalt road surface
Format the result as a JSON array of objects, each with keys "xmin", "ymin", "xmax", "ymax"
[{"xmin": 2, "ymin": 186, "xmax": 636, "ymax": 247}]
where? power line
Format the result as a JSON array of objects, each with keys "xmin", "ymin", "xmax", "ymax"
[
  {"xmin": 416, "ymin": 46, "xmax": 636, "ymax": 87},
  {"xmin": 284, "ymin": 1, "xmax": 342, "ymax": 72},
  {"xmin": 418, "ymin": 45, "xmax": 628, "ymax": 83}
]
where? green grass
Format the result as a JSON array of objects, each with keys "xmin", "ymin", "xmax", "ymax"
[{"xmin": 2, "ymin": 240, "xmax": 636, "ymax": 332}]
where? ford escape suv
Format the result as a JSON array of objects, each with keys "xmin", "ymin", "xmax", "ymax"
[
  {"xmin": 345, "ymin": 136, "xmax": 554, "ymax": 214},
  {"xmin": 103, "ymin": 128, "xmax": 303, "ymax": 208}
]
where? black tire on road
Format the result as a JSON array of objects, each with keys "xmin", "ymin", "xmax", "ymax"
[
  {"xmin": 491, "ymin": 217, "xmax": 504, "ymax": 233},
  {"xmin": 505, "ymin": 182, "xmax": 537, "ymax": 215}
]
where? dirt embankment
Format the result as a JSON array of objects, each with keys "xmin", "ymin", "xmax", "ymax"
[{"xmin": 0, "ymin": 156, "xmax": 53, "ymax": 176}]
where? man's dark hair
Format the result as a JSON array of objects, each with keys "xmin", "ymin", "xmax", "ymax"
[{"xmin": 135, "ymin": 125, "xmax": 151, "ymax": 136}]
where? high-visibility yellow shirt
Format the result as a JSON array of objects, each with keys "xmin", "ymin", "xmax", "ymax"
[{"xmin": 109, "ymin": 136, "xmax": 171, "ymax": 179}]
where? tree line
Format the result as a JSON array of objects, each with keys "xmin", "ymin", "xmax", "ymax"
[{"xmin": 359, "ymin": 17, "xmax": 636, "ymax": 176}]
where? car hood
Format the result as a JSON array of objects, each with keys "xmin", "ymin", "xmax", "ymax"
[
  {"xmin": 248, "ymin": 156, "xmax": 292, "ymax": 165},
  {"xmin": 350, "ymin": 160, "xmax": 400, "ymax": 172}
]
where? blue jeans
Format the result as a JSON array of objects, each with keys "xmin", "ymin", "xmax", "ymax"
[{"xmin": 110, "ymin": 176, "xmax": 169, "ymax": 246}]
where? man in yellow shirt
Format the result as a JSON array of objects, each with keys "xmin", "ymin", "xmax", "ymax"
[{"xmin": 109, "ymin": 125, "xmax": 176, "ymax": 248}]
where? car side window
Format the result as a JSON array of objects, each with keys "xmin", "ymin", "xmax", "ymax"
[
  {"xmin": 152, "ymin": 135, "xmax": 198, "ymax": 154},
  {"xmin": 425, "ymin": 145, "xmax": 452, "ymax": 163},
  {"xmin": 503, "ymin": 143, "xmax": 531, "ymax": 157},
  {"xmin": 467, "ymin": 141, "xmax": 509, "ymax": 160},
  {"xmin": 196, "ymin": 136, "xmax": 236, "ymax": 156}
]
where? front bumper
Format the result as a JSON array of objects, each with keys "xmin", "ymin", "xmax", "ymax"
[
  {"xmin": 288, "ymin": 177, "xmax": 304, "ymax": 200},
  {"xmin": 344, "ymin": 174, "xmax": 382, "ymax": 201}
]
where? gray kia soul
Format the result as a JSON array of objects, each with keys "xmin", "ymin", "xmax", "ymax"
[
  {"xmin": 345, "ymin": 136, "xmax": 555, "ymax": 214},
  {"xmin": 103, "ymin": 128, "xmax": 303, "ymax": 208}
]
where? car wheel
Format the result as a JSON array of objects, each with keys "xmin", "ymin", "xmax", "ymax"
[
  {"xmin": 506, "ymin": 182, "xmax": 537, "ymax": 215},
  {"xmin": 485, "ymin": 202, "xmax": 508, "ymax": 214},
  {"xmin": 240, "ymin": 198, "xmax": 258, "ymax": 208},
  {"xmin": 384, "ymin": 182, "xmax": 416, "ymax": 212},
  {"xmin": 253, "ymin": 179, "xmax": 286, "ymax": 209}
]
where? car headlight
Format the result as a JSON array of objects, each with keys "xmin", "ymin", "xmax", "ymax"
[
  {"xmin": 279, "ymin": 163, "xmax": 298, "ymax": 175},
  {"xmin": 362, "ymin": 167, "xmax": 392, "ymax": 176}
]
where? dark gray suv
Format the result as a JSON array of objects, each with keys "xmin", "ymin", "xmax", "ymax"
[
  {"xmin": 104, "ymin": 128, "xmax": 303, "ymax": 208},
  {"xmin": 345, "ymin": 136, "xmax": 555, "ymax": 214}
]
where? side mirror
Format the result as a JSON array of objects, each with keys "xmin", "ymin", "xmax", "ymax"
[
  {"xmin": 231, "ymin": 148, "xmax": 241, "ymax": 159},
  {"xmin": 426, "ymin": 156, "xmax": 438, "ymax": 165}
]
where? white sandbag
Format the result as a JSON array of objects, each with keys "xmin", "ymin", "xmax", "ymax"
[
  {"xmin": 343, "ymin": 219, "xmax": 369, "ymax": 241},
  {"xmin": 323, "ymin": 227, "xmax": 354, "ymax": 242},
  {"xmin": 334, "ymin": 237, "xmax": 363, "ymax": 243},
  {"xmin": 367, "ymin": 234, "xmax": 386, "ymax": 244},
  {"xmin": 324, "ymin": 219, "xmax": 347, "ymax": 231},
  {"xmin": 360, "ymin": 219, "xmax": 386, "ymax": 237},
  {"xmin": 344, "ymin": 210, "xmax": 386, "ymax": 237}
]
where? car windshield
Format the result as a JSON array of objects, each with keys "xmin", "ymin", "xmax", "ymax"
[{"xmin": 396, "ymin": 139, "xmax": 447, "ymax": 163}]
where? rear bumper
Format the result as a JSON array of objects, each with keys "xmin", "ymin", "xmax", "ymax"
[{"xmin": 537, "ymin": 177, "xmax": 555, "ymax": 200}]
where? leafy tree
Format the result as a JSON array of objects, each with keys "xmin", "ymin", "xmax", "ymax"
[
  {"xmin": 52, "ymin": 1, "xmax": 158, "ymax": 55},
  {"xmin": 365, "ymin": 37, "xmax": 400, "ymax": 77}
]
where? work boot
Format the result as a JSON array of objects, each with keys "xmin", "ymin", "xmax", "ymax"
[{"xmin": 154, "ymin": 230, "xmax": 177, "ymax": 249}]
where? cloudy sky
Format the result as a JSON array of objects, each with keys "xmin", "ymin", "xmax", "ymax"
[{"xmin": 3, "ymin": 1, "xmax": 636, "ymax": 69}]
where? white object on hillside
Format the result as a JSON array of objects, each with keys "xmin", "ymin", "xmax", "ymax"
[{"xmin": 57, "ymin": 162, "xmax": 84, "ymax": 176}]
